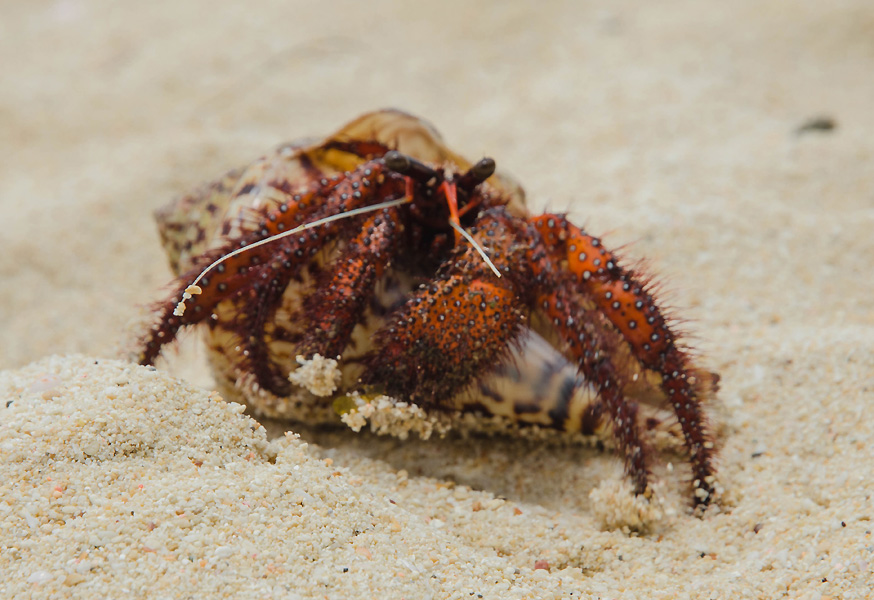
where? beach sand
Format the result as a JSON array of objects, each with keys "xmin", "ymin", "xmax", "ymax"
[{"xmin": 2, "ymin": 1, "xmax": 873, "ymax": 598}]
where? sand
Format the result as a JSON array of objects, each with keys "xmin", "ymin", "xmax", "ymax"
[{"xmin": 2, "ymin": 1, "xmax": 873, "ymax": 598}]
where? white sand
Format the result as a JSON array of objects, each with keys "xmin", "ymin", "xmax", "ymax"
[
  {"xmin": 1, "ymin": 356, "xmax": 583, "ymax": 598},
  {"xmin": 2, "ymin": 1, "xmax": 874, "ymax": 598}
]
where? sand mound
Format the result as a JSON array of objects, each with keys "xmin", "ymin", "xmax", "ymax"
[{"xmin": 0, "ymin": 356, "xmax": 583, "ymax": 598}]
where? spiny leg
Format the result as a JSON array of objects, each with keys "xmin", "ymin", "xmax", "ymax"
[
  {"xmin": 368, "ymin": 206, "xmax": 653, "ymax": 494},
  {"xmin": 533, "ymin": 214, "xmax": 715, "ymax": 505},
  {"xmin": 228, "ymin": 277, "xmax": 295, "ymax": 394},
  {"xmin": 362, "ymin": 230, "xmax": 527, "ymax": 405},
  {"xmin": 463, "ymin": 207, "xmax": 653, "ymax": 495},
  {"xmin": 536, "ymin": 284, "xmax": 650, "ymax": 495},
  {"xmin": 138, "ymin": 158, "xmax": 405, "ymax": 367},
  {"xmin": 296, "ymin": 208, "xmax": 400, "ymax": 360},
  {"xmin": 364, "ymin": 276, "xmax": 525, "ymax": 404},
  {"xmin": 203, "ymin": 185, "xmax": 408, "ymax": 396}
]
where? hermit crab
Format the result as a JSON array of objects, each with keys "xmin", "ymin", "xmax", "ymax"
[{"xmin": 138, "ymin": 109, "xmax": 718, "ymax": 506}]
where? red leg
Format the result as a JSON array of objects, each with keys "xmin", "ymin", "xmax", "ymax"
[
  {"xmin": 138, "ymin": 159, "xmax": 404, "ymax": 367},
  {"xmin": 297, "ymin": 208, "xmax": 400, "ymax": 360},
  {"xmin": 366, "ymin": 206, "xmax": 653, "ymax": 494},
  {"xmin": 215, "ymin": 207, "xmax": 401, "ymax": 395},
  {"xmin": 364, "ymin": 273, "xmax": 525, "ymax": 404},
  {"xmin": 536, "ymin": 284, "xmax": 651, "ymax": 495},
  {"xmin": 362, "ymin": 218, "xmax": 527, "ymax": 404},
  {"xmin": 532, "ymin": 214, "xmax": 715, "ymax": 505}
]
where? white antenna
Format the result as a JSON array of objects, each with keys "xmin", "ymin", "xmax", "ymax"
[
  {"xmin": 173, "ymin": 195, "xmax": 412, "ymax": 317},
  {"xmin": 448, "ymin": 220, "xmax": 502, "ymax": 279}
]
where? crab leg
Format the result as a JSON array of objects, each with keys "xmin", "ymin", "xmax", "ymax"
[
  {"xmin": 138, "ymin": 160, "xmax": 405, "ymax": 367},
  {"xmin": 296, "ymin": 208, "xmax": 400, "ymax": 360},
  {"xmin": 362, "ymin": 219, "xmax": 527, "ymax": 404},
  {"xmin": 532, "ymin": 214, "xmax": 715, "ymax": 504},
  {"xmin": 365, "ymin": 206, "xmax": 653, "ymax": 494},
  {"xmin": 218, "ymin": 201, "xmax": 400, "ymax": 394},
  {"xmin": 365, "ymin": 273, "xmax": 525, "ymax": 404},
  {"xmin": 534, "ymin": 284, "xmax": 650, "ymax": 495},
  {"xmin": 487, "ymin": 209, "xmax": 652, "ymax": 494}
]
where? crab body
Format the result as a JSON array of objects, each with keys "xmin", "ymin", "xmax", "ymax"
[{"xmin": 140, "ymin": 110, "xmax": 717, "ymax": 505}]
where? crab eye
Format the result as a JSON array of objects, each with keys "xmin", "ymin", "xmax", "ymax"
[
  {"xmin": 457, "ymin": 157, "xmax": 497, "ymax": 193},
  {"xmin": 470, "ymin": 157, "xmax": 496, "ymax": 181},
  {"xmin": 384, "ymin": 151, "xmax": 411, "ymax": 173}
]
